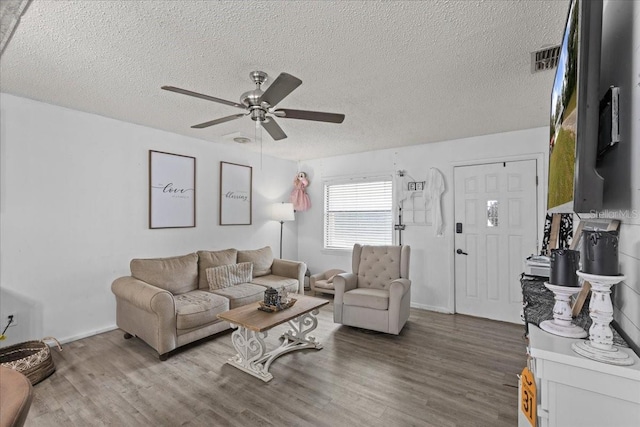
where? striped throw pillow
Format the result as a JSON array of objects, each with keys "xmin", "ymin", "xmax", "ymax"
[{"xmin": 206, "ymin": 262, "xmax": 253, "ymax": 290}]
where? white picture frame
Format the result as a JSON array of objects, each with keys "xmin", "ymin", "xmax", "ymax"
[
  {"xmin": 149, "ymin": 150, "xmax": 196, "ymax": 229},
  {"xmin": 220, "ymin": 161, "xmax": 252, "ymax": 225}
]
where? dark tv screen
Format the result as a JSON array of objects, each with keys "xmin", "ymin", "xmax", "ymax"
[{"xmin": 548, "ymin": 0, "xmax": 603, "ymax": 213}]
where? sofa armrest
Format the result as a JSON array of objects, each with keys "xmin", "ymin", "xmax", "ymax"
[
  {"xmin": 389, "ymin": 278, "xmax": 411, "ymax": 298},
  {"xmin": 272, "ymin": 259, "xmax": 307, "ymax": 294},
  {"xmin": 111, "ymin": 276, "xmax": 175, "ymax": 316},
  {"xmin": 388, "ymin": 278, "xmax": 411, "ymax": 334},
  {"xmin": 333, "ymin": 272, "xmax": 358, "ymax": 324},
  {"xmin": 333, "ymin": 273, "xmax": 358, "ymax": 305},
  {"xmin": 111, "ymin": 276, "xmax": 177, "ymax": 356}
]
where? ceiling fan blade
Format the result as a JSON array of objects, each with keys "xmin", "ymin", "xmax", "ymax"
[
  {"xmin": 162, "ymin": 86, "xmax": 245, "ymax": 109},
  {"xmin": 261, "ymin": 118, "xmax": 287, "ymax": 140},
  {"xmin": 191, "ymin": 113, "xmax": 246, "ymax": 129},
  {"xmin": 274, "ymin": 108, "xmax": 345, "ymax": 123},
  {"xmin": 260, "ymin": 73, "xmax": 302, "ymax": 107}
]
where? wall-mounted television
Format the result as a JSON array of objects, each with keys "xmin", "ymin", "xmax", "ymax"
[{"xmin": 547, "ymin": 0, "xmax": 604, "ymax": 214}]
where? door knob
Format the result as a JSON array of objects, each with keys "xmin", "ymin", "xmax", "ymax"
[{"xmin": 456, "ymin": 249, "xmax": 468, "ymax": 255}]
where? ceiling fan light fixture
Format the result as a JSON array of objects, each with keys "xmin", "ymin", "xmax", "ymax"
[{"xmin": 250, "ymin": 107, "xmax": 266, "ymax": 122}]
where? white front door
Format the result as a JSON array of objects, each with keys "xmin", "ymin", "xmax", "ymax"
[{"xmin": 454, "ymin": 160, "xmax": 538, "ymax": 323}]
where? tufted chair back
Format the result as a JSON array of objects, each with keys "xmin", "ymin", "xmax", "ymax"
[{"xmin": 352, "ymin": 244, "xmax": 410, "ymax": 290}]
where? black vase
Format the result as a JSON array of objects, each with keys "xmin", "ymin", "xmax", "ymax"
[
  {"xmin": 550, "ymin": 249, "xmax": 581, "ymax": 287},
  {"xmin": 581, "ymin": 230, "xmax": 619, "ymax": 276}
]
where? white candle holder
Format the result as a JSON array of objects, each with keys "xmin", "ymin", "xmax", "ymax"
[
  {"xmin": 540, "ymin": 283, "xmax": 587, "ymax": 338},
  {"xmin": 572, "ymin": 272, "xmax": 633, "ymax": 366}
]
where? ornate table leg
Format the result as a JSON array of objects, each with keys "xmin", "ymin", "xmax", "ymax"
[
  {"xmin": 227, "ymin": 325, "xmax": 273, "ymax": 382},
  {"xmin": 572, "ymin": 272, "xmax": 633, "ymax": 366},
  {"xmin": 259, "ymin": 309, "xmax": 323, "ymax": 373},
  {"xmin": 283, "ymin": 308, "xmax": 322, "ymax": 348},
  {"xmin": 225, "ymin": 309, "xmax": 324, "ymax": 382}
]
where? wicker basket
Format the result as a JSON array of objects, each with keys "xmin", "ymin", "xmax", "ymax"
[{"xmin": 0, "ymin": 337, "xmax": 62, "ymax": 385}]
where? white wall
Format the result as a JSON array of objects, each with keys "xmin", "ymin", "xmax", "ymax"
[
  {"xmin": 297, "ymin": 127, "xmax": 548, "ymax": 313},
  {"xmin": 598, "ymin": 0, "xmax": 640, "ymax": 352},
  {"xmin": 0, "ymin": 94, "xmax": 298, "ymax": 346}
]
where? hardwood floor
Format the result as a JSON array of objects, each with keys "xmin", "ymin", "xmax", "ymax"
[{"xmin": 26, "ymin": 299, "xmax": 526, "ymax": 426}]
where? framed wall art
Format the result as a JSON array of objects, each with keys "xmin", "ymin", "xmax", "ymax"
[
  {"xmin": 149, "ymin": 150, "xmax": 196, "ymax": 229},
  {"xmin": 219, "ymin": 161, "xmax": 252, "ymax": 225}
]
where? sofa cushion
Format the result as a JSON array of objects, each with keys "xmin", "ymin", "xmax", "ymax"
[
  {"xmin": 313, "ymin": 279, "xmax": 334, "ymax": 290},
  {"xmin": 197, "ymin": 249, "xmax": 238, "ymax": 290},
  {"xmin": 343, "ymin": 288, "xmax": 389, "ymax": 310},
  {"xmin": 237, "ymin": 247, "xmax": 273, "ymax": 277},
  {"xmin": 174, "ymin": 290, "xmax": 229, "ymax": 330},
  {"xmin": 130, "ymin": 253, "xmax": 198, "ymax": 295},
  {"xmin": 210, "ymin": 283, "xmax": 265, "ymax": 309},
  {"xmin": 206, "ymin": 262, "xmax": 253, "ymax": 290},
  {"xmin": 250, "ymin": 275, "xmax": 298, "ymax": 294}
]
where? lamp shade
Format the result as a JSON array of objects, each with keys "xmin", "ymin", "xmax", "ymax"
[{"xmin": 272, "ymin": 203, "xmax": 295, "ymax": 222}]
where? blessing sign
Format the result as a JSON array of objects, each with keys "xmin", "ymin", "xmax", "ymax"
[{"xmin": 520, "ymin": 366, "xmax": 537, "ymax": 426}]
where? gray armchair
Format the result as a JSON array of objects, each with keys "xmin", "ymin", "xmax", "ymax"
[{"xmin": 333, "ymin": 244, "xmax": 411, "ymax": 335}]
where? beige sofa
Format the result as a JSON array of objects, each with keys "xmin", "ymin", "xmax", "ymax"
[{"xmin": 111, "ymin": 246, "xmax": 306, "ymax": 360}]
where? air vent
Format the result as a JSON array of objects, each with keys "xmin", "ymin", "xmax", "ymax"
[{"xmin": 531, "ymin": 45, "xmax": 561, "ymax": 73}]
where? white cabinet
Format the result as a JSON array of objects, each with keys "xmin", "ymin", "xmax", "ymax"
[{"xmin": 520, "ymin": 325, "xmax": 640, "ymax": 427}]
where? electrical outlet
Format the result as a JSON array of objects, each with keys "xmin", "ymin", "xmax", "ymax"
[{"xmin": 6, "ymin": 313, "xmax": 17, "ymax": 327}]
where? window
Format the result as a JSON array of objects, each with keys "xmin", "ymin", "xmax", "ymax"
[{"xmin": 324, "ymin": 178, "xmax": 393, "ymax": 249}]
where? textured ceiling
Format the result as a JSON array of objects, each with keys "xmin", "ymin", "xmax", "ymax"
[{"xmin": 0, "ymin": 0, "xmax": 569, "ymax": 161}]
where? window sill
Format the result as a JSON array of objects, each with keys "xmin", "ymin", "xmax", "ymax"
[{"xmin": 321, "ymin": 248, "xmax": 352, "ymax": 256}]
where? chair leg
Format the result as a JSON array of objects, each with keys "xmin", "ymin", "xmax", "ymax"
[{"xmin": 124, "ymin": 333, "xmax": 133, "ymax": 339}]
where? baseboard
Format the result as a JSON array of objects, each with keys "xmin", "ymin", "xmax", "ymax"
[
  {"xmin": 410, "ymin": 302, "xmax": 453, "ymax": 314},
  {"xmin": 58, "ymin": 324, "xmax": 118, "ymax": 345}
]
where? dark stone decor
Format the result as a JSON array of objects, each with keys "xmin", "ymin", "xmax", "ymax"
[{"xmin": 520, "ymin": 274, "xmax": 627, "ymax": 347}]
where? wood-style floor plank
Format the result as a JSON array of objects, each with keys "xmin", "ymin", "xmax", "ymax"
[{"xmin": 24, "ymin": 298, "xmax": 526, "ymax": 426}]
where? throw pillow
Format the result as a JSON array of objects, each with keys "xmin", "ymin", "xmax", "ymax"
[
  {"xmin": 197, "ymin": 249, "xmax": 238, "ymax": 289},
  {"xmin": 237, "ymin": 246, "xmax": 273, "ymax": 277},
  {"xmin": 327, "ymin": 274, "xmax": 337, "ymax": 284},
  {"xmin": 206, "ymin": 262, "xmax": 253, "ymax": 290}
]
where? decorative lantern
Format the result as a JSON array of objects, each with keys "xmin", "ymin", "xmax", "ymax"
[{"xmin": 264, "ymin": 287, "xmax": 280, "ymax": 307}]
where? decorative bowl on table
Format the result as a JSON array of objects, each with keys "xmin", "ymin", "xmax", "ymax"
[{"xmin": 258, "ymin": 298, "xmax": 297, "ymax": 313}]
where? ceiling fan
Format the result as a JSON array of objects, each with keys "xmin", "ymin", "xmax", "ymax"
[{"xmin": 161, "ymin": 71, "xmax": 345, "ymax": 141}]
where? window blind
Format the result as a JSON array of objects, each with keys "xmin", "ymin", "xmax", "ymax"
[{"xmin": 324, "ymin": 179, "xmax": 393, "ymax": 249}]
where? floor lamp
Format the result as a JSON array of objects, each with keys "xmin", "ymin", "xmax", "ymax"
[{"xmin": 272, "ymin": 203, "xmax": 295, "ymax": 258}]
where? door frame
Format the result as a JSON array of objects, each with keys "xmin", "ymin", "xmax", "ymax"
[{"xmin": 449, "ymin": 153, "xmax": 545, "ymax": 315}]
